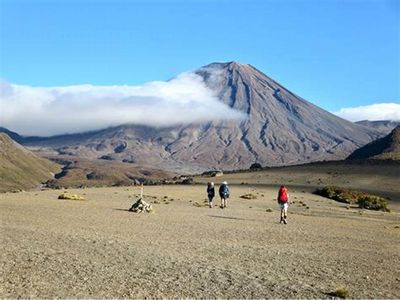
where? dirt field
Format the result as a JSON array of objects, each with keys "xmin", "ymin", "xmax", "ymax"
[{"xmin": 1, "ymin": 182, "xmax": 399, "ymax": 298}]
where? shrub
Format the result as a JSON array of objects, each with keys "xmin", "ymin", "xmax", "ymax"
[
  {"xmin": 330, "ymin": 287, "xmax": 350, "ymax": 299},
  {"xmin": 249, "ymin": 163, "xmax": 262, "ymax": 170},
  {"xmin": 357, "ymin": 195, "xmax": 389, "ymax": 211},
  {"xmin": 240, "ymin": 193, "xmax": 257, "ymax": 199},
  {"xmin": 315, "ymin": 186, "xmax": 355, "ymax": 203},
  {"xmin": 315, "ymin": 186, "xmax": 389, "ymax": 212},
  {"xmin": 58, "ymin": 192, "xmax": 84, "ymax": 201}
]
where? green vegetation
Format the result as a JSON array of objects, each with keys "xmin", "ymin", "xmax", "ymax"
[
  {"xmin": 330, "ymin": 287, "xmax": 350, "ymax": 299},
  {"xmin": 240, "ymin": 193, "xmax": 257, "ymax": 199},
  {"xmin": 315, "ymin": 186, "xmax": 389, "ymax": 212},
  {"xmin": 58, "ymin": 192, "xmax": 85, "ymax": 201},
  {"xmin": 358, "ymin": 195, "xmax": 389, "ymax": 211}
]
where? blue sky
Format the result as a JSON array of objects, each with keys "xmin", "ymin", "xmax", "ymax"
[{"xmin": 0, "ymin": 0, "xmax": 399, "ymax": 113}]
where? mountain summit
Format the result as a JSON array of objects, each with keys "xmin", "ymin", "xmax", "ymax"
[{"xmin": 19, "ymin": 62, "xmax": 381, "ymax": 172}]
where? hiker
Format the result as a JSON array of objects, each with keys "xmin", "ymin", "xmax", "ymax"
[
  {"xmin": 277, "ymin": 185, "xmax": 289, "ymax": 224},
  {"xmin": 207, "ymin": 182, "xmax": 215, "ymax": 208},
  {"xmin": 219, "ymin": 181, "xmax": 230, "ymax": 208}
]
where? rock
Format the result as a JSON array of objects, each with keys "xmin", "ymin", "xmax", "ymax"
[{"xmin": 128, "ymin": 198, "xmax": 153, "ymax": 213}]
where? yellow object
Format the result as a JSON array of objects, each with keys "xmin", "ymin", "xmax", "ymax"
[{"xmin": 58, "ymin": 192, "xmax": 85, "ymax": 201}]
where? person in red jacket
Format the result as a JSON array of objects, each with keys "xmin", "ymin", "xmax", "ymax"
[{"xmin": 277, "ymin": 185, "xmax": 289, "ymax": 224}]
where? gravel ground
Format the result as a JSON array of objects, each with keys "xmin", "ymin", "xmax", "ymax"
[{"xmin": 1, "ymin": 185, "xmax": 399, "ymax": 298}]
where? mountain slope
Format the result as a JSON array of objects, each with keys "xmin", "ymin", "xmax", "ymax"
[
  {"xmin": 347, "ymin": 126, "xmax": 400, "ymax": 160},
  {"xmin": 355, "ymin": 120, "xmax": 400, "ymax": 135},
  {"xmin": 20, "ymin": 62, "xmax": 381, "ymax": 172},
  {"xmin": 0, "ymin": 133, "xmax": 60, "ymax": 192},
  {"xmin": 0, "ymin": 127, "xmax": 24, "ymax": 144}
]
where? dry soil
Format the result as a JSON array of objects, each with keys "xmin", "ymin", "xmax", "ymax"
[{"xmin": 1, "ymin": 183, "xmax": 400, "ymax": 298}]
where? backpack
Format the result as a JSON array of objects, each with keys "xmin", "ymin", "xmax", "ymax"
[
  {"xmin": 219, "ymin": 184, "xmax": 230, "ymax": 198},
  {"xmin": 207, "ymin": 186, "xmax": 215, "ymax": 197},
  {"xmin": 278, "ymin": 187, "xmax": 288, "ymax": 203}
]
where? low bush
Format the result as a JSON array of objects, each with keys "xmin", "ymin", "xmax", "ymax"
[
  {"xmin": 249, "ymin": 163, "xmax": 262, "ymax": 170},
  {"xmin": 358, "ymin": 195, "xmax": 389, "ymax": 211},
  {"xmin": 58, "ymin": 192, "xmax": 84, "ymax": 201},
  {"xmin": 330, "ymin": 287, "xmax": 350, "ymax": 299},
  {"xmin": 315, "ymin": 186, "xmax": 389, "ymax": 212},
  {"xmin": 181, "ymin": 178, "xmax": 194, "ymax": 185},
  {"xmin": 240, "ymin": 193, "xmax": 257, "ymax": 200}
]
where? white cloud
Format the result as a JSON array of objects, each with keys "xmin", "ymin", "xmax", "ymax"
[
  {"xmin": 334, "ymin": 103, "xmax": 400, "ymax": 122},
  {"xmin": 0, "ymin": 72, "xmax": 246, "ymax": 136}
]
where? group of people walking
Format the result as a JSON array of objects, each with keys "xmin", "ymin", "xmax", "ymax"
[
  {"xmin": 206, "ymin": 181, "xmax": 230, "ymax": 209},
  {"xmin": 206, "ymin": 182, "xmax": 290, "ymax": 224}
]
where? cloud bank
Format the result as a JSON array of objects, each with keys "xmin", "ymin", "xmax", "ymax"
[
  {"xmin": 334, "ymin": 103, "xmax": 400, "ymax": 122},
  {"xmin": 0, "ymin": 72, "xmax": 246, "ymax": 136}
]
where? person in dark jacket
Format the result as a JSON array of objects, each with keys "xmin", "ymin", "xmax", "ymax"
[
  {"xmin": 219, "ymin": 181, "xmax": 230, "ymax": 209},
  {"xmin": 206, "ymin": 182, "xmax": 215, "ymax": 208}
]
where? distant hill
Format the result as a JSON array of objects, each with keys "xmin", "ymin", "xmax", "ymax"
[
  {"xmin": 45, "ymin": 156, "xmax": 175, "ymax": 189},
  {"xmin": 347, "ymin": 126, "xmax": 400, "ymax": 160},
  {"xmin": 355, "ymin": 120, "xmax": 400, "ymax": 135},
  {"xmin": 0, "ymin": 133, "xmax": 60, "ymax": 192},
  {"xmin": 16, "ymin": 61, "xmax": 382, "ymax": 173},
  {"xmin": 0, "ymin": 127, "xmax": 24, "ymax": 143}
]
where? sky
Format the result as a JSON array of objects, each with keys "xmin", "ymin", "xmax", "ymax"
[{"xmin": 0, "ymin": 0, "xmax": 399, "ymax": 135}]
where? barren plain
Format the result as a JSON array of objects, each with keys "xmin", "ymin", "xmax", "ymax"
[{"xmin": 1, "ymin": 165, "xmax": 400, "ymax": 299}]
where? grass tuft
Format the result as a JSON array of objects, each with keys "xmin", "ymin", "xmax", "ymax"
[
  {"xmin": 58, "ymin": 192, "xmax": 84, "ymax": 201},
  {"xmin": 240, "ymin": 193, "xmax": 257, "ymax": 199},
  {"xmin": 330, "ymin": 287, "xmax": 350, "ymax": 299}
]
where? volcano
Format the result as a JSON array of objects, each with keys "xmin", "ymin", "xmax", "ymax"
[{"xmin": 18, "ymin": 62, "xmax": 381, "ymax": 172}]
